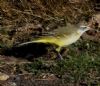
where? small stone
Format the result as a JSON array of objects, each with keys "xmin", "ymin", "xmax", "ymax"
[
  {"xmin": 10, "ymin": 82, "xmax": 17, "ymax": 86},
  {"xmin": 0, "ymin": 72, "xmax": 9, "ymax": 81}
]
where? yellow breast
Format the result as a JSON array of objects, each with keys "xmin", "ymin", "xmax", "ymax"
[
  {"xmin": 36, "ymin": 32, "xmax": 81, "ymax": 47},
  {"xmin": 63, "ymin": 34, "xmax": 80, "ymax": 46}
]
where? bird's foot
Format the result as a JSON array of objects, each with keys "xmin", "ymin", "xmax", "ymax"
[
  {"xmin": 56, "ymin": 52, "xmax": 64, "ymax": 60},
  {"xmin": 51, "ymin": 46, "xmax": 63, "ymax": 60}
]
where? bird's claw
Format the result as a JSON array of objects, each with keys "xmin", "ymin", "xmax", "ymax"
[{"xmin": 56, "ymin": 52, "xmax": 64, "ymax": 60}]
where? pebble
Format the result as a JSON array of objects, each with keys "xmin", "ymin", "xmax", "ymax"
[{"xmin": 0, "ymin": 72, "xmax": 9, "ymax": 81}]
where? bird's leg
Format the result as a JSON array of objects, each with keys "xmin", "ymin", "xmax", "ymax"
[
  {"xmin": 56, "ymin": 51, "xmax": 63, "ymax": 60},
  {"xmin": 52, "ymin": 47, "xmax": 63, "ymax": 60},
  {"xmin": 56, "ymin": 47, "xmax": 64, "ymax": 60},
  {"xmin": 60, "ymin": 47, "xmax": 68, "ymax": 56}
]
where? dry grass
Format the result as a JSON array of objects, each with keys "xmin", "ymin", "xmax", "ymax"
[{"xmin": 0, "ymin": 0, "xmax": 96, "ymax": 48}]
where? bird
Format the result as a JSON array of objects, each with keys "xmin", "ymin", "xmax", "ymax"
[{"xmin": 17, "ymin": 23, "xmax": 92, "ymax": 60}]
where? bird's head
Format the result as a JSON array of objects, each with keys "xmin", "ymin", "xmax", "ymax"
[
  {"xmin": 77, "ymin": 16, "xmax": 99, "ymax": 35},
  {"xmin": 78, "ymin": 26, "xmax": 91, "ymax": 34}
]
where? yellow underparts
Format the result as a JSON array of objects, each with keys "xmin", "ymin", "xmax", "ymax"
[
  {"xmin": 32, "ymin": 32, "xmax": 81, "ymax": 52},
  {"xmin": 33, "ymin": 36, "xmax": 64, "ymax": 47}
]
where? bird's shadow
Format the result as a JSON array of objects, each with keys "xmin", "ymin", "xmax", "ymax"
[{"xmin": 3, "ymin": 43, "xmax": 52, "ymax": 61}]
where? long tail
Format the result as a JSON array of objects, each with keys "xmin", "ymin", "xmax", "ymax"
[{"xmin": 18, "ymin": 37, "xmax": 56, "ymax": 47}]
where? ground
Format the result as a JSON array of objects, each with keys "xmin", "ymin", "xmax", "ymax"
[{"xmin": 0, "ymin": 0, "xmax": 100, "ymax": 86}]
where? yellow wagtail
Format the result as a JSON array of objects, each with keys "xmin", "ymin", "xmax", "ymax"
[{"xmin": 17, "ymin": 23, "xmax": 93, "ymax": 59}]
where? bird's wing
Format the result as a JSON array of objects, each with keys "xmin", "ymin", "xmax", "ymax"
[
  {"xmin": 41, "ymin": 25, "xmax": 72, "ymax": 36},
  {"xmin": 17, "ymin": 23, "xmax": 78, "ymax": 47}
]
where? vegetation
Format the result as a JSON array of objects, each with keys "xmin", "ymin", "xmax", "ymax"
[{"xmin": 0, "ymin": 0, "xmax": 100, "ymax": 86}]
